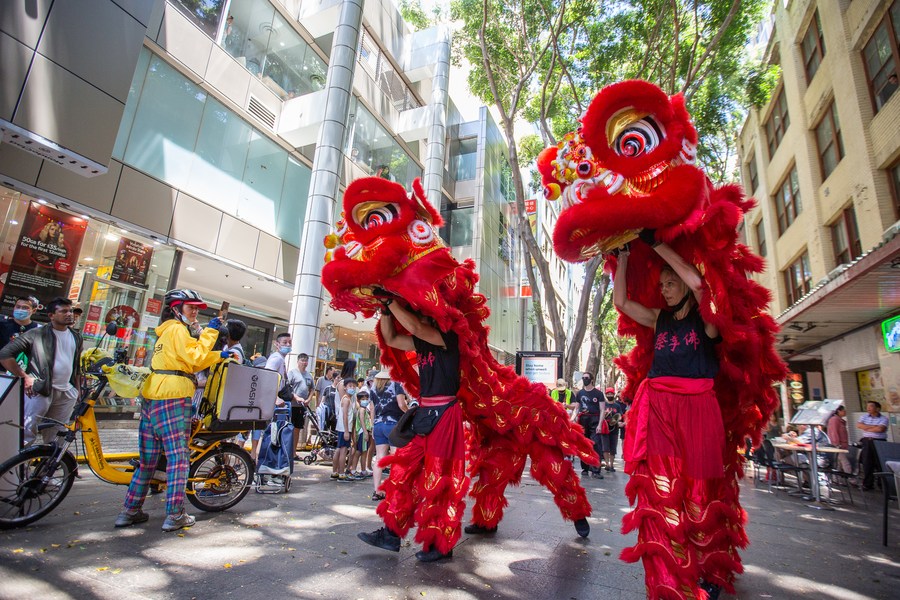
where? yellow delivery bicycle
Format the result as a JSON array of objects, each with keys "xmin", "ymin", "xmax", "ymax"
[{"xmin": 0, "ymin": 331, "xmax": 255, "ymax": 529}]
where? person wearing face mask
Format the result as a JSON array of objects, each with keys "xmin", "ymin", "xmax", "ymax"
[
  {"xmin": 573, "ymin": 372, "xmax": 604, "ymax": 479},
  {"xmin": 348, "ymin": 389, "xmax": 374, "ymax": 478},
  {"xmin": 0, "ymin": 295, "xmax": 40, "ymax": 352},
  {"xmin": 334, "ymin": 377, "xmax": 358, "ymax": 482},
  {"xmin": 257, "ymin": 332, "xmax": 292, "ymax": 461},
  {"xmin": 0, "ymin": 297, "xmax": 80, "ymax": 446},
  {"xmin": 114, "ymin": 289, "xmax": 226, "ymax": 532}
]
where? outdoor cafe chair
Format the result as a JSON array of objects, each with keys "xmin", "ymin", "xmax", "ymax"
[
  {"xmin": 763, "ymin": 439, "xmax": 808, "ymax": 495},
  {"xmin": 873, "ymin": 440, "xmax": 900, "ymax": 547}
]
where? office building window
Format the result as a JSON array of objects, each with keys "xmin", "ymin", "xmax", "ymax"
[
  {"xmin": 746, "ymin": 156, "xmax": 758, "ymax": 192},
  {"xmin": 862, "ymin": 1, "xmax": 900, "ymax": 112},
  {"xmin": 172, "ymin": 0, "xmax": 226, "ymax": 39},
  {"xmin": 765, "ymin": 88, "xmax": 790, "ymax": 158},
  {"xmin": 451, "ymin": 138, "xmax": 478, "ymax": 181},
  {"xmin": 801, "ymin": 11, "xmax": 826, "ymax": 82},
  {"xmin": 815, "ymin": 101, "xmax": 844, "ymax": 180},
  {"xmin": 830, "ymin": 206, "xmax": 862, "ymax": 266},
  {"xmin": 114, "ymin": 49, "xmax": 313, "ymax": 246},
  {"xmin": 357, "ymin": 28, "xmax": 421, "ymax": 112},
  {"xmin": 345, "ymin": 97, "xmax": 422, "ymax": 189},
  {"xmin": 891, "ymin": 160, "xmax": 900, "ymax": 220},
  {"xmin": 440, "ymin": 194, "xmax": 474, "ymax": 248},
  {"xmin": 220, "ymin": 0, "xmax": 327, "ymax": 99},
  {"xmin": 774, "ymin": 166, "xmax": 802, "ymax": 234},
  {"xmin": 783, "ymin": 252, "xmax": 811, "ymax": 305},
  {"xmin": 755, "ymin": 220, "xmax": 767, "ymax": 258}
]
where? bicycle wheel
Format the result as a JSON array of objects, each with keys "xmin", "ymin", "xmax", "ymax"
[
  {"xmin": 186, "ymin": 443, "xmax": 254, "ymax": 512},
  {"xmin": 0, "ymin": 446, "xmax": 77, "ymax": 529}
]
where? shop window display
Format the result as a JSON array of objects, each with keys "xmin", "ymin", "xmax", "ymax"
[{"xmin": 0, "ymin": 188, "xmax": 176, "ymax": 419}]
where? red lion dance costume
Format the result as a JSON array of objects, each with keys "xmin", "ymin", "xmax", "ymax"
[
  {"xmin": 537, "ymin": 80, "xmax": 786, "ymax": 599},
  {"xmin": 321, "ymin": 177, "xmax": 599, "ymax": 555}
]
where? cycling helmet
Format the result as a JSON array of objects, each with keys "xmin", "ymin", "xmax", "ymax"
[{"xmin": 164, "ymin": 289, "xmax": 207, "ymax": 309}]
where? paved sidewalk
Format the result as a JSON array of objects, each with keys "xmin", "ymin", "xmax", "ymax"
[{"xmin": 0, "ymin": 456, "xmax": 897, "ymax": 600}]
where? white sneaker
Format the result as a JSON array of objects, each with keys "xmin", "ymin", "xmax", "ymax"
[{"xmin": 162, "ymin": 510, "xmax": 196, "ymax": 532}]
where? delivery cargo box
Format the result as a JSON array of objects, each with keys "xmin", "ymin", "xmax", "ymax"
[{"xmin": 200, "ymin": 362, "xmax": 280, "ymax": 432}]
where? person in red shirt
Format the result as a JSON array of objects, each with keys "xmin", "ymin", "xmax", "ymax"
[{"xmin": 826, "ymin": 406, "xmax": 851, "ymax": 474}]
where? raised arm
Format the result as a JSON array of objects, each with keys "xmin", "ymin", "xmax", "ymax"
[
  {"xmin": 383, "ymin": 299, "xmax": 445, "ymax": 348},
  {"xmin": 651, "ymin": 239, "xmax": 718, "ymax": 339},
  {"xmin": 653, "ymin": 242, "xmax": 703, "ymax": 298},
  {"xmin": 379, "ymin": 310, "xmax": 415, "ymax": 352},
  {"xmin": 613, "ymin": 249, "xmax": 658, "ymax": 329}
]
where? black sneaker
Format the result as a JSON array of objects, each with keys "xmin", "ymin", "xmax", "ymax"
[
  {"xmin": 358, "ymin": 527, "xmax": 401, "ymax": 552},
  {"xmin": 699, "ymin": 579, "xmax": 722, "ymax": 600},
  {"xmin": 415, "ymin": 547, "xmax": 453, "ymax": 562},
  {"xmin": 591, "ymin": 470, "xmax": 604, "ymax": 479},
  {"xmin": 574, "ymin": 518, "xmax": 590, "ymax": 538},
  {"xmin": 581, "ymin": 469, "xmax": 589, "ymax": 475},
  {"xmin": 464, "ymin": 523, "xmax": 497, "ymax": 535}
]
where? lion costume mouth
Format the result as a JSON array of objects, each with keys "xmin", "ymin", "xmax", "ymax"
[
  {"xmin": 321, "ymin": 176, "xmax": 449, "ymax": 316},
  {"xmin": 538, "ymin": 80, "xmax": 702, "ymax": 262}
]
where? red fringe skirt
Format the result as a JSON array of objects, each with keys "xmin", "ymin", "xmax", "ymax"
[{"xmin": 621, "ymin": 377, "xmax": 747, "ymax": 600}]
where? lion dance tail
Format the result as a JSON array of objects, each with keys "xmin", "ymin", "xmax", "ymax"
[{"xmin": 466, "ymin": 381, "xmax": 599, "ymax": 528}]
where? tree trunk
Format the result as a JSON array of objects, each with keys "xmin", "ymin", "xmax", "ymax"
[
  {"xmin": 564, "ymin": 255, "xmax": 602, "ymax": 379},
  {"xmin": 521, "ymin": 237, "xmax": 547, "ymax": 350},
  {"xmin": 584, "ymin": 272, "xmax": 610, "ymax": 378}
]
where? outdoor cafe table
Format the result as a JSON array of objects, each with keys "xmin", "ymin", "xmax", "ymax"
[{"xmin": 772, "ymin": 442, "xmax": 849, "ymax": 508}]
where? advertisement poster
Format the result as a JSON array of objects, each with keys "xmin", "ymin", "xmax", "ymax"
[
  {"xmin": 515, "ymin": 351, "xmax": 563, "ymax": 390},
  {"xmin": 110, "ymin": 237, "xmax": 153, "ymax": 287},
  {"xmin": 0, "ymin": 203, "xmax": 87, "ymax": 314}
]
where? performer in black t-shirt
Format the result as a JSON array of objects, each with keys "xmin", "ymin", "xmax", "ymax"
[
  {"xmin": 613, "ymin": 239, "xmax": 726, "ymax": 600},
  {"xmin": 573, "ymin": 372, "xmax": 604, "ymax": 479},
  {"xmin": 358, "ymin": 297, "xmax": 465, "ymax": 563}
]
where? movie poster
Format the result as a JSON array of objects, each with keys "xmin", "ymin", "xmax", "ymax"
[
  {"xmin": 0, "ymin": 203, "xmax": 87, "ymax": 314},
  {"xmin": 110, "ymin": 237, "xmax": 153, "ymax": 287}
]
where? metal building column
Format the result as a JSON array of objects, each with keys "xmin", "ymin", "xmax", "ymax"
[
  {"xmin": 423, "ymin": 29, "xmax": 451, "ymax": 211},
  {"xmin": 288, "ymin": 0, "xmax": 364, "ymax": 366}
]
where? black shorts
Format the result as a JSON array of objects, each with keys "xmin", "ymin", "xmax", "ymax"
[
  {"xmin": 600, "ymin": 431, "xmax": 619, "ymax": 455},
  {"xmin": 290, "ymin": 406, "xmax": 306, "ymax": 429}
]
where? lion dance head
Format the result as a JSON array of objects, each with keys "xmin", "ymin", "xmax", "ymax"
[{"xmin": 539, "ymin": 79, "xmax": 785, "ymax": 453}]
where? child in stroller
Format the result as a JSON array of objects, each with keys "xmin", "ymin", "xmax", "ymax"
[
  {"xmin": 302, "ymin": 402, "xmax": 337, "ymax": 465},
  {"xmin": 255, "ymin": 405, "xmax": 294, "ymax": 493}
]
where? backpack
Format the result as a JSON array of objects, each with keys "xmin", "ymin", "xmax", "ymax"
[{"xmin": 321, "ymin": 384, "xmax": 337, "ymax": 430}]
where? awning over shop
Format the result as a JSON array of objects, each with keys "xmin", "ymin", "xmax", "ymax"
[{"xmin": 775, "ymin": 228, "xmax": 900, "ymax": 360}]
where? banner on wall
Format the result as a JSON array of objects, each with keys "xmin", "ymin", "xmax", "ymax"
[
  {"xmin": 110, "ymin": 237, "xmax": 153, "ymax": 287},
  {"xmin": 0, "ymin": 203, "xmax": 87, "ymax": 314}
]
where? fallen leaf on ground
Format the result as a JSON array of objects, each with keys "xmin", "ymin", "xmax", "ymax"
[
  {"xmin": 51, "ymin": 544, "xmax": 60, "ymax": 548},
  {"xmin": 13, "ymin": 548, "xmax": 23, "ymax": 553},
  {"xmin": 224, "ymin": 563, "xmax": 233, "ymax": 569},
  {"xmin": 97, "ymin": 567, "xmax": 109, "ymax": 571},
  {"xmin": 112, "ymin": 569, "xmax": 122, "ymax": 575}
]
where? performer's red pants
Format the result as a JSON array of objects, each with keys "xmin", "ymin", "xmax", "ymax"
[
  {"xmin": 621, "ymin": 377, "xmax": 746, "ymax": 600},
  {"xmin": 377, "ymin": 397, "xmax": 469, "ymax": 555}
]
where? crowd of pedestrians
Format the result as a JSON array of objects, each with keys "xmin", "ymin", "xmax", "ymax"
[{"xmin": 0, "ymin": 292, "xmax": 893, "ymax": 548}]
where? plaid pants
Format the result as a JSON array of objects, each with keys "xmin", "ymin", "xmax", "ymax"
[{"xmin": 123, "ymin": 397, "xmax": 191, "ymax": 515}]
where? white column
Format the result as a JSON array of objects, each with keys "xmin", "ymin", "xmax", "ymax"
[
  {"xmin": 422, "ymin": 29, "xmax": 451, "ymax": 212},
  {"xmin": 288, "ymin": 0, "xmax": 364, "ymax": 369}
]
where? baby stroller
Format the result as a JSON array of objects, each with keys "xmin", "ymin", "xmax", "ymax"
[
  {"xmin": 302, "ymin": 403, "xmax": 337, "ymax": 465},
  {"xmin": 255, "ymin": 405, "xmax": 294, "ymax": 493}
]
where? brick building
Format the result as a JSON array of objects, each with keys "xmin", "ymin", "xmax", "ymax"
[{"xmin": 737, "ymin": 0, "xmax": 900, "ymax": 425}]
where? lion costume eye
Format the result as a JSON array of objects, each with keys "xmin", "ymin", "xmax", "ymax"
[
  {"xmin": 359, "ymin": 204, "xmax": 399, "ymax": 230},
  {"xmin": 614, "ymin": 117, "xmax": 662, "ymax": 158}
]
